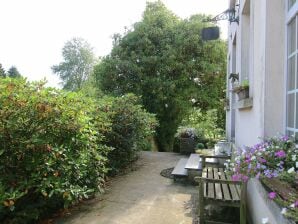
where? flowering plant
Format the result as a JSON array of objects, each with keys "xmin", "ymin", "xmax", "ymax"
[
  {"xmin": 226, "ymin": 136, "xmax": 298, "ymax": 221},
  {"xmin": 226, "ymin": 136, "xmax": 297, "ymax": 181},
  {"xmin": 177, "ymin": 128, "xmax": 197, "ymax": 139}
]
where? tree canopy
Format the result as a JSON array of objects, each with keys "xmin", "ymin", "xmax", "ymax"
[
  {"xmin": 94, "ymin": 1, "xmax": 226, "ymax": 151},
  {"xmin": 0, "ymin": 64, "xmax": 6, "ymax": 78},
  {"xmin": 7, "ymin": 66, "xmax": 21, "ymax": 78},
  {"xmin": 52, "ymin": 38, "xmax": 96, "ymax": 91}
]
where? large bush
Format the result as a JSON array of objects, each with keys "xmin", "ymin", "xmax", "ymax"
[
  {"xmin": 0, "ymin": 78, "xmax": 111, "ymax": 223},
  {"xmin": 98, "ymin": 94, "xmax": 157, "ymax": 175}
]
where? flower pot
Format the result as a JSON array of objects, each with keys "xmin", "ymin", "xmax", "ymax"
[
  {"xmin": 233, "ymin": 86, "xmax": 249, "ymax": 100},
  {"xmin": 180, "ymin": 137, "xmax": 196, "ymax": 154}
]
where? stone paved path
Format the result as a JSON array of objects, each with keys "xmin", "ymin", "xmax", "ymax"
[{"xmin": 55, "ymin": 151, "xmax": 197, "ymax": 224}]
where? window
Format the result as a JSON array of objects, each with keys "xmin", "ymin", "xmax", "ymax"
[
  {"xmin": 289, "ymin": 0, "xmax": 297, "ymax": 10},
  {"xmin": 286, "ymin": 1, "xmax": 298, "ymax": 138}
]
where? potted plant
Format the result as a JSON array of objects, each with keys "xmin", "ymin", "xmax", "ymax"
[
  {"xmin": 178, "ymin": 128, "xmax": 197, "ymax": 154},
  {"xmin": 233, "ymin": 80, "xmax": 249, "ymax": 100}
]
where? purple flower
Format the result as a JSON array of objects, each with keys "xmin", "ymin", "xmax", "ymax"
[
  {"xmin": 272, "ymin": 170, "xmax": 279, "ymax": 178},
  {"xmin": 232, "ymin": 174, "xmax": 241, "ymax": 181},
  {"xmin": 242, "ymin": 175, "xmax": 249, "ymax": 182},
  {"xmin": 275, "ymin": 150, "xmax": 286, "ymax": 158},
  {"xmin": 268, "ymin": 192, "xmax": 276, "ymax": 199},
  {"xmin": 295, "ymin": 200, "xmax": 298, "ymax": 208},
  {"xmin": 264, "ymin": 169, "xmax": 272, "ymax": 178},
  {"xmin": 259, "ymin": 158, "xmax": 267, "ymax": 163},
  {"xmin": 256, "ymin": 163, "xmax": 261, "ymax": 169},
  {"xmin": 281, "ymin": 136, "xmax": 289, "ymax": 141}
]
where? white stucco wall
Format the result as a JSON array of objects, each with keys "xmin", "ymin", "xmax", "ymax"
[
  {"xmin": 226, "ymin": 1, "xmax": 287, "ymax": 223},
  {"xmin": 264, "ymin": 0, "xmax": 285, "ymax": 137},
  {"xmin": 227, "ymin": 0, "xmax": 285, "ymax": 147}
]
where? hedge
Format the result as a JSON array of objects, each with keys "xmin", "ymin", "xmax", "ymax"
[
  {"xmin": 0, "ymin": 78, "xmax": 156, "ymax": 223},
  {"xmin": 99, "ymin": 94, "xmax": 157, "ymax": 174}
]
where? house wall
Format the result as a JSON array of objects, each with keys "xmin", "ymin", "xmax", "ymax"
[
  {"xmin": 264, "ymin": 0, "xmax": 285, "ymax": 137},
  {"xmin": 227, "ymin": 0, "xmax": 287, "ymax": 223},
  {"xmin": 227, "ymin": 0, "xmax": 285, "ymax": 147}
]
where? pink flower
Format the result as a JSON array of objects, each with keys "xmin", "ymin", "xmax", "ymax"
[
  {"xmin": 268, "ymin": 192, "xmax": 276, "ymax": 200},
  {"xmin": 275, "ymin": 150, "xmax": 286, "ymax": 158},
  {"xmin": 242, "ymin": 175, "xmax": 249, "ymax": 182},
  {"xmin": 259, "ymin": 158, "xmax": 267, "ymax": 163},
  {"xmin": 232, "ymin": 174, "xmax": 241, "ymax": 181}
]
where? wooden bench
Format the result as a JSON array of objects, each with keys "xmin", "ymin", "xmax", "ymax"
[
  {"xmin": 171, "ymin": 158, "xmax": 188, "ymax": 180},
  {"xmin": 185, "ymin": 153, "xmax": 202, "ymax": 170},
  {"xmin": 195, "ymin": 167, "xmax": 247, "ymax": 224}
]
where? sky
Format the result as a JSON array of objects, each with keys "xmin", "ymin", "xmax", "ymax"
[{"xmin": 0, "ymin": 0, "xmax": 228, "ymax": 87}]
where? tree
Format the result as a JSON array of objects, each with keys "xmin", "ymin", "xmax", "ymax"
[
  {"xmin": 7, "ymin": 66, "xmax": 21, "ymax": 78},
  {"xmin": 52, "ymin": 38, "xmax": 96, "ymax": 91},
  {"xmin": 0, "ymin": 64, "xmax": 6, "ymax": 78},
  {"xmin": 94, "ymin": 1, "xmax": 226, "ymax": 151}
]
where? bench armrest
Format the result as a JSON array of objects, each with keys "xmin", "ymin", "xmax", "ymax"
[{"xmin": 194, "ymin": 176, "xmax": 242, "ymax": 185}]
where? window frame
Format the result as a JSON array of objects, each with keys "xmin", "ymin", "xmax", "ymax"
[{"xmin": 286, "ymin": 1, "xmax": 298, "ymax": 138}]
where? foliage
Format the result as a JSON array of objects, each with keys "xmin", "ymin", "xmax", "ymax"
[
  {"xmin": 180, "ymin": 108, "xmax": 225, "ymax": 145},
  {"xmin": 226, "ymin": 136, "xmax": 298, "ymax": 222},
  {"xmin": 233, "ymin": 79, "xmax": 249, "ymax": 92},
  {"xmin": 94, "ymin": 1, "xmax": 226, "ymax": 151},
  {"xmin": 176, "ymin": 128, "xmax": 197, "ymax": 139},
  {"xmin": 0, "ymin": 64, "xmax": 6, "ymax": 78},
  {"xmin": 197, "ymin": 143, "xmax": 205, "ymax": 149},
  {"xmin": 0, "ymin": 78, "xmax": 111, "ymax": 223},
  {"xmin": 7, "ymin": 66, "xmax": 21, "ymax": 78},
  {"xmin": 52, "ymin": 37, "xmax": 96, "ymax": 91},
  {"xmin": 98, "ymin": 94, "xmax": 157, "ymax": 175}
]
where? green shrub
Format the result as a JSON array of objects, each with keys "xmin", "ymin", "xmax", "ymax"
[
  {"xmin": 196, "ymin": 143, "xmax": 205, "ymax": 149},
  {"xmin": 179, "ymin": 108, "xmax": 225, "ymax": 146},
  {"xmin": 98, "ymin": 94, "xmax": 157, "ymax": 175},
  {"xmin": 0, "ymin": 78, "xmax": 111, "ymax": 223}
]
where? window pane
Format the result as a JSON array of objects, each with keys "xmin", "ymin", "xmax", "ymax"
[
  {"xmin": 287, "ymin": 93, "xmax": 295, "ymax": 128},
  {"xmin": 295, "ymin": 132, "xmax": 298, "ymax": 142},
  {"xmin": 287, "ymin": 130, "xmax": 294, "ymax": 138},
  {"xmin": 289, "ymin": 0, "xmax": 297, "ymax": 10},
  {"xmin": 288, "ymin": 55, "xmax": 296, "ymax": 90},
  {"xmin": 288, "ymin": 18, "xmax": 296, "ymax": 55}
]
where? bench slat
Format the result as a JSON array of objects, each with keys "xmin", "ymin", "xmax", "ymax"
[
  {"xmin": 202, "ymin": 168, "xmax": 208, "ymax": 197},
  {"xmin": 207, "ymin": 167, "xmax": 215, "ymax": 198},
  {"xmin": 218, "ymin": 168, "xmax": 232, "ymax": 201},
  {"xmin": 171, "ymin": 158, "xmax": 188, "ymax": 176},
  {"xmin": 213, "ymin": 168, "xmax": 223, "ymax": 200},
  {"xmin": 226, "ymin": 172, "xmax": 240, "ymax": 201}
]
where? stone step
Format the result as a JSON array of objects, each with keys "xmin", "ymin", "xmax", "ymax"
[{"xmin": 171, "ymin": 158, "xmax": 188, "ymax": 176}]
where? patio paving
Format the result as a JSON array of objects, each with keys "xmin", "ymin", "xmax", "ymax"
[{"xmin": 55, "ymin": 151, "xmax": 198, "ymax": 224}]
